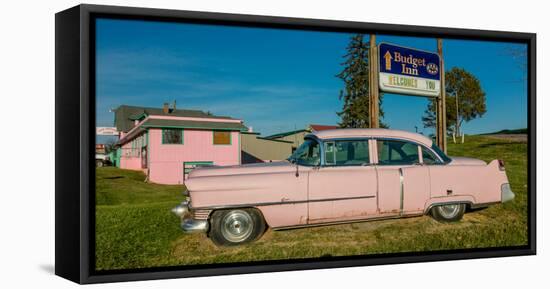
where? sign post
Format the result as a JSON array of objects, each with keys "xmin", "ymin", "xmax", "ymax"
[
  {"xmin": 436, "ymin": 39, "xmax": 447, "ymax": 153},
  {"xmin": 369, "ymin": 35, "xmax": 380, "ymax": 128}
]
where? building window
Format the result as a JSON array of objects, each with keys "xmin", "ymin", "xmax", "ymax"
[
  {"xmin": 162, "ymin": 129, "xmax": 183, "ymax": 144},
  {"xmin": 213, "ymin": 131, "xmax": 231, "ymax": 145}
]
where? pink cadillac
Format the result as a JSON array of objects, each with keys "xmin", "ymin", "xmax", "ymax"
[{"xmin": 172, "ymin": 128, "xmax": 515, "ymax": 246}]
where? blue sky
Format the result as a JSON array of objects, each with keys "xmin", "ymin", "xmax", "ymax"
[{"xmin": 96, "ymin": 18, "xmax": 527, "ymax": 138}]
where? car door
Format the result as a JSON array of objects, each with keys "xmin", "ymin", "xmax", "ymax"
[
  {"xmin": 375, "ymin": 139, "xmax": 431, "ymax": 215},
  {"xmin": 257, "ymin": 139, "xmax": 316, "ymax": 228},
  {"xmin": 307, "ymin": 139, "xmax": 378, "ymax": 223}
]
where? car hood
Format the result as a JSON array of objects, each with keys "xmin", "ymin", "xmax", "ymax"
[
  {"xmin": 188, "ymin": 161, "xmax": 294, "ymax": 178},
  {"xmin": 449, "ymin": 156, "xmax": 486, "ymax": 166}
]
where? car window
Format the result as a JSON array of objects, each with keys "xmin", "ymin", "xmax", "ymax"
[
  {"xmin": 325, "ymin": 140, "xmax": 370, "ymax": 166},
  {"xmin": 289, "ymin": 139, "xmax": 320, "ymax": 166},
  {"xmin": 431, "ymin": 143, "xmax": 452, "ymax": 163},
  {"xmin": 421, "ymin": 146, "xmax": 441, "ymax": 164},
  {"xmin": 377, "ymin": 139, "xmax": 420, "ymax": 165}
]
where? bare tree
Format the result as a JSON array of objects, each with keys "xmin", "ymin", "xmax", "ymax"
[{"xmin": 504, "ymin": 46, "xmax": 527, "ymax": 82}]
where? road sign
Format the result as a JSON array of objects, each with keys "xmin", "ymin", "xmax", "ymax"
[
  {"xmin": 378, "ymin": 43, "xmax": 441, "ymax": 97},
  {"xmin": 96, "ymin": 127, "xmax": 118, "ymax": 136}
]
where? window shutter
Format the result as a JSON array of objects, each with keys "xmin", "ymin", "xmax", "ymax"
[{"xmin": 213, "ymin": 131, "xmax": 231, "ymax": 145}]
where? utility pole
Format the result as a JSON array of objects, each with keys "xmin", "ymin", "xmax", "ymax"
[
  {"xmin": 455, "ymin": 90, "xmax": 460, "ymax": 138},
  {"xmin": 436, "ymin": 39, "xmax": 447, "ymax": 153},
  {"xmin": 369, "ymin": 34, "xmax": 380, "ymax": 128}
]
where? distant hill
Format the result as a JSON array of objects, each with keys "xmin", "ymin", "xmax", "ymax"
[{"xmin": 480, "ymin": 128, "xmax": 527, "ymax": 135}]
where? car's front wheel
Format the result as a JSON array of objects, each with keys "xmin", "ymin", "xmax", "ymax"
[
  {"xmin": 209, "ymin": 208, "xmax": 266, "ymax": 246},
  {"xmin": 431, "ymin": 203, "xmax": 466, "ymax": 222}
]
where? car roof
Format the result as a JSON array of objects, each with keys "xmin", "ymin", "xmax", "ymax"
[{"xmin": 309, "ymin": 128, "xmax": 433, "ymax": 147}]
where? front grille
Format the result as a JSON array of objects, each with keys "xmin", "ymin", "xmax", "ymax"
[{"xmin": 192, "ymin": 209, "xmax": 212, "ymax": 220}]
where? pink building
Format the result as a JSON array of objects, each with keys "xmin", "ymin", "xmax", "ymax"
[{"xmin": 114, "ymin": 104, "xmax": 247, "ymax": 185}]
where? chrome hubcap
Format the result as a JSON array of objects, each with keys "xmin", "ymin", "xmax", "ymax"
[
  {"xmin": 438, "ymin": 204, "xmax": 461, "ymax": 219},
  {"xmin": 221, "ymin": 210, "xmax": 254, "ymax": 242}
]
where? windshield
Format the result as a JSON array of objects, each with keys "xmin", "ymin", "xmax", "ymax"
[
  {"xmin": 288, "ymin": 139, "xmax": 320, "ymax": 166},
  {"xmin": 431, "ymin": 143, "xmax": 452, "ymax": 163}
]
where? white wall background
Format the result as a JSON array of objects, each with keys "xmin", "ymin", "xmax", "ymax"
[{"xmin": 0, "ymin": 0, "xmax": 546, "ymax": 287}]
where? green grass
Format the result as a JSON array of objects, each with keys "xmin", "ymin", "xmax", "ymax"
[
  {"xmin": 96, "ymin": 167, "xmax": 184, "ymax": 206},
  {"xmin": 95, "ymin": 135, "xmax": 528, "ymax": 270},
  {"xmin": 95, "ymin": 168, "xmax": 185, "ymax": 269}
]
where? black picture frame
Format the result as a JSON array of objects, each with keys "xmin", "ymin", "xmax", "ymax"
[{"xmin": 55, "ymin": 4, "xmax": 536, "ymax": 284}]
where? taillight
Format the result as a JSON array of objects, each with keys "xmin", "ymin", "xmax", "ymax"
[{"xmin": 498, "ymin": 159, "xmax": 505, "ymax": 171}]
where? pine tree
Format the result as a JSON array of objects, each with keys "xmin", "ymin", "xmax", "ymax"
[{"xmin": 337, "ymin": 34, "xmax": 386, "ymax": 128}]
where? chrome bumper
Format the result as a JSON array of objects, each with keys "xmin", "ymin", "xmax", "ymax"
[
  {"xmin": 171, "ymin": 201, "xmax": 190, "ymax": 217},
  {"xmin": 501, "ymin": 183, "xmax": 515, "ymax": 203},
  {"xmin": 181, "ymin": 218, "xmax": 209, "ymax": 233},
  {"xmin": 172, "ymin": 201, "xmax": 209, "ymax": 233}
]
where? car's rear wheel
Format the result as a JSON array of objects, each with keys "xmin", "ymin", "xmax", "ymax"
[
  {"xmin": 209, "ymin": 208, "xmax": 266, "ymax": 246},
  {"xmin": 431, "ymin": 203, "xmax": 466, "ymax": 222},
  {"xmin": 96, "ymin": 160, "xmax": 104, "ymax": 167}
]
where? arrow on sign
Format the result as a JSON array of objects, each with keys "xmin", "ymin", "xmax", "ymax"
[{"xmin": 384, "ymin": 51, "xmax": 393, "ymax": 70}]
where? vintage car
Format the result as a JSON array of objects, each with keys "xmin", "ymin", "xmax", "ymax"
[{"xmin": 172, "ymin": 128, "xmax": 515, "ymax": 246}]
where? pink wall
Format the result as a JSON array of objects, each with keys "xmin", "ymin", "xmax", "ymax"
[
  {"xmin": 148, "ymin": 128, "xmax": 240, "ymax": 185},
  {"xmin": 119, "ymin": 156, "xmax": 141, "ymax": 170},
  {"xmin": 118, "ymin": 132, "xmax": 146, "ymax": 171}
]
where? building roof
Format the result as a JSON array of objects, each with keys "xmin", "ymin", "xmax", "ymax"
[
  {"xmin": 264, "ymin": 124, "xmax": 340, "ymax": 140},
  {"xmin": 141, "ymin": 118, "xmax": 248, "ymax": 131},
  {"xmin": 309, "ymin": 124, "xmax": 339, "ymax": 131},
  {"xmin": 263, "ymin": 129, "xmax": 308, "ymax": 139},
  {"xmin": 118, "ymin": 118, "xmax": 248, "ymax": 145},
  {"xmin": 310, "ymin": 128, "xmax": 433, "ymax": 147},
  {"xmin": 114, "ymin": 105, "xmax": 236, "ymax": 132}
]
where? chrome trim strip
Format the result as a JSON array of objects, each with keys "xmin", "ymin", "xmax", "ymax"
[
  {"xmin": 192, "ymin": 209, "xmax": 212, "ymax": 220},
  {"xmin": 399, "ymin": 168, "xmax": 404, "ymax": 215},
  {"xmin": 374, "ymin": 164, "xmax": 380, "ymax": 210},
  {"xmin": 272, "ymin": 213, "xmax": 423, "ymax": 230},
  {"xmin": 190, "ymin": 195, "xmax": 376, "ymax": 210}
]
